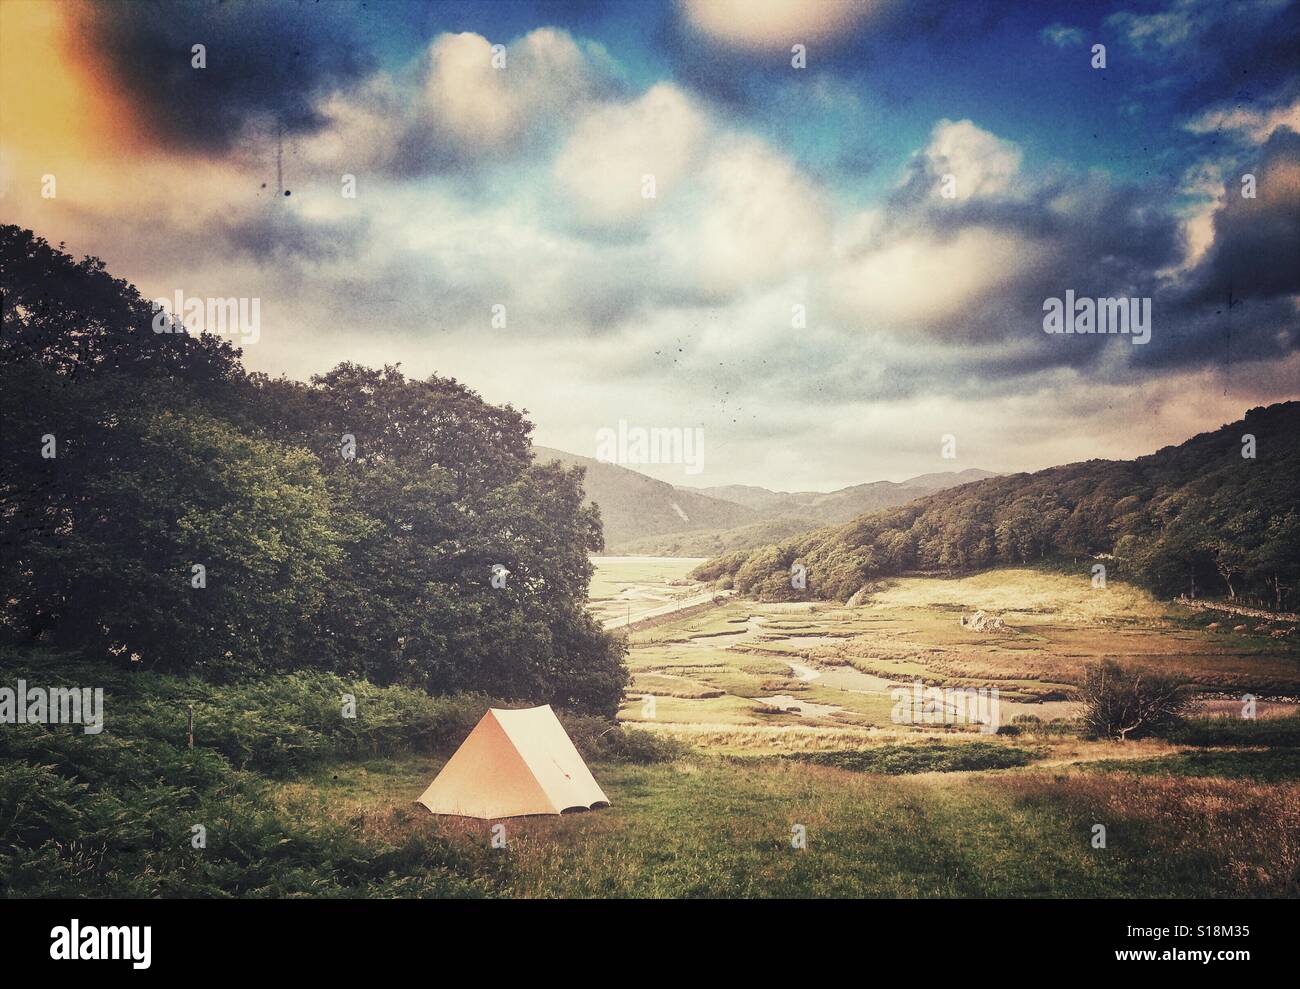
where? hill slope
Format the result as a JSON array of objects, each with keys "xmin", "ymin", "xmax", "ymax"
[
  {"xmin": 531, "ymin": 446, "xmax": 761, "ymax": 548},
  {"xmin": 686, "ymin": 468, "xmax": 1000, "ymax": 526},
  {"xmin": 601, "ymin": 516, "xmax": 816, "ymax": 558},
  {"xmin": 694, "ymin": 402, "xmax": 1300, "ymax": 610},
  {"xmin": 534, "ymin": 444, "xmax": 1001, "ymax": 553}
]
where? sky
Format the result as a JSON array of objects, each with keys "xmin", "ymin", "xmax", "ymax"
[{"xmin": 1, "ymin": 0, "xmax": 1298, "ymax": 491}]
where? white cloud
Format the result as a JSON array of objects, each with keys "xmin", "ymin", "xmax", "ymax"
[
  {"xmin": 679, "ymin": 0, "xmax": 882, "ymax": 51},
  {"xmin": 826, "ymin": 226, "xmax": 1043, "ymax": 331},
  {"xmin": 424, "ymin": 29, "xmax": 610, "ymax": 151},
  {"xmin": 1040, "ymin": 24, "xmax": 1084, "ymax": 48},
  {"xmin": 918, "ymin": 119, "xmax": 1023, "ymax": 201},
  {"xmin": 1159, "ymin": 161, "xmax": 1225, "ymax": 273},
  {"xmin": 302, "ymin": 72, "xmax": 407, "ymax": 171},
  {"xmin": 1107, "ymin": 0, "xmax": 1289, "ymax": 56},
  {"xmin": 656, "ymin": 135, "xmax": 832, "ymax": 295},
  {"xmin": 552, "ymin": 83, "xmax": 709, "ymax": 226},
  {"xmin": 304, "ymin": 28, "xmax": 616, "ymax": 173},
  {"xmin": 1107, "ymin": 0, "xmax": 1199, "ymax": 52},
  {"xmin": 1185, "ymin": 99, "xmax": 1300, "ymax": 144},
  {"xmin": 1173, "ymin": 89, "xmax": 1300, "ymax": 270}
]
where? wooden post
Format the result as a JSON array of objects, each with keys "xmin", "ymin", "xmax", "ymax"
[{"xmin": 187, "ymin": 704, "xmax": 194, "ymax": 749}]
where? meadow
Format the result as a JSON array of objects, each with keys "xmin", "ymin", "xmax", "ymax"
[
  {"xmin": 615, "ymin": 562, "xmax": 1300, "ymax": 735},
  {"xmin": 270, "ymin": 749, "xmax": 1300, "ymax": 897},
  {"xmin": 4, "ymin": 558, "xmax": 1299, "ymax": 898}
]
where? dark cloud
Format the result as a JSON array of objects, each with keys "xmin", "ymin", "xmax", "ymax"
[
  {"xmin": 1108, "ymin": 126, "xmax": 1300, "ymax": 376},
  {"xmin": 881, "ymin": 175, "xmax": 1182, "ymax": 331},
  {"xmin": 1183, "ymin": 127, "xmax": 1300, "ymax": 305},
  {"xmin": 1131, "ymin": 292, "xmax": 1300, "ymax": 375},
  {"xmin": 220, "ymin": 206, "xmax": 369, "ymax": 265},
  {"xmin": 69, "ymin": 0, "xmax": 375, "ymax": 153},
  {"xmin": 828, "ymin": 127, "xmax": 1296, "ymax": 393},
  {"xmin": 1107, "ymin": 0, "xmax": 1300, "ymax": 115}
]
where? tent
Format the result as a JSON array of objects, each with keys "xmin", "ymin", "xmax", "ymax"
[{"xmin": 417, "ymin": 705, "xmax": 610, "ymax": 819}]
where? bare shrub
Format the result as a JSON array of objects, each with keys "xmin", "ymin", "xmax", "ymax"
[{"xmin": 1078, "ymin": 659, "xmax": 1196, "ymax": 740}]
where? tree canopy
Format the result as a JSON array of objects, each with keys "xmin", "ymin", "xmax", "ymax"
[{"xmin": 0, "ymin": 225, "xmax": 627, "ymax": 714}]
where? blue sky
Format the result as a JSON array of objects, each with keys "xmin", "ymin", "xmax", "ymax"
[
  {"xmin": 358, "ymin": 0, "xmax": 1287, "ymax": 186},
  {"xmin": 3, "ymin": 0, "xmax": 1297, "ymax": 489}
]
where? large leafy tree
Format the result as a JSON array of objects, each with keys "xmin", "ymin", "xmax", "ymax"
[
  {"xmin": 246, "ymin": 364, "xmax": 624, "ymax": 711},
  {"xmin": 1, "ymin": 363, "xmax": 340, "ymax": 673},
  {"xmin": 0, "ymin": 224, "xmax": 243, "ymax": 389},
  {"xmin": 1, "ymin": 226, "xmax": 628, "ymax": 712}
]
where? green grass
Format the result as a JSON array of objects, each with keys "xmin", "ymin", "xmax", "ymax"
[
  {"xmin": 7, "ymin": 554, "xmax": 1300, "ymax": 899},
  {"xmin": 275, "ymin": 753, "xmax": 1299, "ymax": 897},
  {"xmin": 6, "ymin": 642, "xmax": 1297, "ymax": 897},
  {"xmin": 0, "ymin": 648, "xmax": 679, "ymax": 897},
  {"xmin": 786, "ymin": 740, "xmax": 1043, "ymax": 774},
  {"xmin": 496, "ymin": 761, "xmax": 1091, "ymax": 897},
  {"xmin": 1087, "ymin": 748, "xmax": 1300, "ymax": 782},
  {"xmin": 1171, "ymin": 714, "xmax": 1300, "ymax": 748}
]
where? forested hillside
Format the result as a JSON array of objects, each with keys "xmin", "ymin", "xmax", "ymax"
[
  {"xmin": 604, "ymin": 517, "xmax": 816, "ymax": 558},
  {"xmin": 695, "ymin": 404, "xmax": 1300, "ymax": 611},
  {"xmin": 0, "ymin": 226, "xmax": 627, "ymax": 714}
]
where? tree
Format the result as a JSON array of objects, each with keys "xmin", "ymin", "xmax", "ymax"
[
  {"xmin": 1, "ymin": 369, "xmax": 341, "ymax": 673},
  {"xmin": 1255, "ymin": 512, "xmax": 1300, "ymax": 612},
  {"xmin": 249, "ymin": 363, "xmax": 627, "ymax": 711},
  {"xmin": 1078, "ymin": 660, "xmax": 1196, "ymax": 740},
  {"xmin": 1, "ymin": 227, "xmax": 629, "ymax": 713},
  {"xmin": 0, "ymin": 224, "xmax": 243, "ymax": 391}
]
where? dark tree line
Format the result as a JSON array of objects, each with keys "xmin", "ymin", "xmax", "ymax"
[
  {"xmin": 0, "ymin": 226, "xmax": 627, "ymax": 714},
  {"xmin": 696, "ymin": 402, "xmax": 1300, "ymax": 612}
]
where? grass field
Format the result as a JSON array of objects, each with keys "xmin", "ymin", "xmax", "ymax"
[
  {"xmin": 612, "ymin": 563, "xmax": 1300, "ymax": 733},
  {"xmin": 6, "ymin": 560, "xmax": 1299, "ymax": 898},
  {"xmin": 370, "ymin": 556, "xmax": 1300, "ymax": 898},
  {"xmin": 271, "ymin": 745, "xmax": 1300, "ymax": 897}
]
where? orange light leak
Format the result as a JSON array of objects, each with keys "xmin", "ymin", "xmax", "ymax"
[{"xmin": 0, "ymin": 0, "xmax": 144, "ymax": 165}]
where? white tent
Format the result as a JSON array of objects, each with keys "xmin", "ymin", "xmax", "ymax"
[{"xmin": 417, "ymin": 705, "xmax": 610, "ymax": 819}]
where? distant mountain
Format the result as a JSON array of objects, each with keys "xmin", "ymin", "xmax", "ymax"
[
  {"xmin": 531, "ymin": 446, "xmax": 761, "ymax": 548},
  {"xmin": 897, "ymin": 468, "xmax": 1002, "ymax": 490},
  {"xmin": 532, "ymin": 444, "xmax": 998, "ymax": 553},
  {"xmin": 684, "ymin": 468, "xmax": 1001, "ymax": 527}
]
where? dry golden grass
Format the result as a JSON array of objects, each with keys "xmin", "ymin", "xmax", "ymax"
[
  {"xmin": 868, "ymin": 569, "xmax": 1171, "ymax": 622},
  {"xmin": 1004, "ymin": 772, "xmax": 1300, "ymax": 896},
  {"xmin": 628, "ymin": 672, "xmax": 724, "ymax": 698},
  {"xmin": 598, "ymin": 561, "xmax": 1300, "ymax": 736},
  {"xmin": 627, "ymin": 720, "xmax": 953, "ymax": 752}
]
